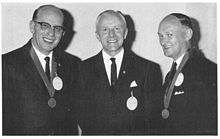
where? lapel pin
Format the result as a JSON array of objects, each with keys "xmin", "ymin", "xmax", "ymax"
[{"xmin": 123, "ymin": 70, "xmax": 126, "ymax": 74}]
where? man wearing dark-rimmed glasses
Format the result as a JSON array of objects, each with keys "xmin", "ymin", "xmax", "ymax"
[
  {"xmin": 2, "ymin": 5, "xmax": 80, "ymax": 135},
  {"xmin": 33, "ymin": 20, "xmax": 65, "ymax": 35}
]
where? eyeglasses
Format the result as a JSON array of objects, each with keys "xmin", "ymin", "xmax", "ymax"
[{"xmin": 34, "ymin": 21, "xmax": 65, "ymax": 34}]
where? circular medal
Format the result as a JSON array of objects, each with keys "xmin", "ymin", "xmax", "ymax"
[
  {"xmin": 48, "ymin": 97, "xmax": 56, "ymax": 108},
  {"xmin": 175, "ymin": 72, "xmax": 184, "ymax": 86},
  {"xmin": 161, "ymin": 109, "xmax": 169, "ymax": 119},
  {"xmin": 52, "ymin": 76, "xmax": 63, "ymax": 90},
  {"xmin": 126, "ymin": 96, "xmax": 138, "ymax": 111}
]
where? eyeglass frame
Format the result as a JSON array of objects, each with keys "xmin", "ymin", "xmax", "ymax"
[{"xmin": 33, "ymin": 20, "xmax": 65, "ymax": 34}]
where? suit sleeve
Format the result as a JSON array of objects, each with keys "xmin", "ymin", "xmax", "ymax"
[
  {"xmin": 2, "ymin": 55, "xmax": 8, "ymax": 94},
  {"xmin": 2, "ymin": 54, "xmax": 12, "ymax": 134},
  {"xmin": 75, "ymin": 62, "xmax": 86, "ymax": 133},
  {"xmin": 143, "ymin": 63, "xmax": 164, "ymax": 134}
]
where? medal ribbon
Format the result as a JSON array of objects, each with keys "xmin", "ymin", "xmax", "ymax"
[
  {"xmin": 164, "ymin": 53, "xmax": 189, "ymax": 109},
  {"xmin": 30, "ymin": 47, "xmax": 57, "ymax": 98}
]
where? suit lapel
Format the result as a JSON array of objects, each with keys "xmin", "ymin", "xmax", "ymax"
[
  {"xmin": 94, "ymin": 51, "xmax": 111, "ymax": 87},
  {"xmin": 52, "ymin": 53, "xmax": 63, "ymax": 80},
  {"xmin": 93, "ymin": 50, "xmax": 135, "ymax": 90},
  {"xmin": 52, "ymin": 53, "xmax": 68, "ymax": 92},
  {"xmin": 117, "ymin": 50, "xmax": 133, "ymax": 88},
  {"xmin": 21, "ymin": 41, "xmax": 45, "ymax": 87}
]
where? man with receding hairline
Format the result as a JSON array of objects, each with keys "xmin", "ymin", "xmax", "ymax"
[
  {"xmin": 158, "ymin": 13, "xmax": 217, "ymax": 135},
  {"xmin": 78, "ymin": 10, "xmax": 163, "ymax": 135},
  {"xmin": 2, "ymin": 5, "xmax": 80, "ymax": 135}
]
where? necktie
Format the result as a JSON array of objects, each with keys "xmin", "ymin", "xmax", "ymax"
[
  {"xmin": 110, "ymin": 58, "xmax": 117, "ymax": 88},
  {"xmin": 164, "ymin": 62, "xmax": 177, "ymax": 92},
  {"xmin": 44, "ymin": 56, "xmax": 50, "ymax": 82},
  {"xmin": 169, "ymin": 62, "xmax": 177, "ymax": 81}
]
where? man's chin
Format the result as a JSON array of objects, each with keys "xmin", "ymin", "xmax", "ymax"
[
  {"xmin": 164, "ymin": 52, "xmax": 172, "ymax": 58},
  {"xmin": 42, "ymin": 47, "xmax": 55, "ymax": 53}
]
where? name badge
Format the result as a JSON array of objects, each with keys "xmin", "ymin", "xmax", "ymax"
[
  {"xmin": 175, "ymin": 72, "xmax": 184, "ymax": 86},
  {"xmin": 53, "ymin": 76, "xmax": 63, "ymax": 90},
  {"xmin": 126, "ymin": 91, "xmax": 138, "ymax": 111}
]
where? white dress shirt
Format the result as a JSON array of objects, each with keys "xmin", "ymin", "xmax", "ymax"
[
  {"xmin": 32, "ymin": 44, "xmax": 53, "ymax": 72},
  {"xmin": 175, "ymin": 53, "xmax": 185, "ymax": 70},
  {"xmin": 102, "ymin": 48, "xmax": 124, "ymax": 84}
]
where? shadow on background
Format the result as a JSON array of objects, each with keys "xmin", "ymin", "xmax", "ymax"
[
  {"xmin": 124, "ymin": 14, "xmax": 136, "ymax": 51},
  {"xmin": 190, "ymin": 17, "xmax": 216, "ymax": 64},
  {"xmin": 55, "ymin": 8, "xmax": 75, "ymax": 53},
  {"xmin": 190, "ymin": 17, "xmax": 205, "ymax": 58}
]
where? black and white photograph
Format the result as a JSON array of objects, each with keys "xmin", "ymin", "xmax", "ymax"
[{"xmin": 1, "ymin": 1, "xmax": 218, "ymax": 135}]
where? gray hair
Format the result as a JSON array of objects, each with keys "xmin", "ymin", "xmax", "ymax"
[
  {"xmin": 170, "ymin": 13, "xmax": 192, "ymax": 30},
  {"xmin": 95, "ymin": 10, "xmax": 127, "ymax": 30}
]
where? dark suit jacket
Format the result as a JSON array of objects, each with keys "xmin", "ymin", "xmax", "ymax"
[
  {"xmin": 162, "ymin": 53, "xmax": 217, "ymax": 135},
  {"xmin": 78, "ymin": 50, "xmax": 163, "ymax": 135},
  {"xmin": 2, "ymin": 40, "xmax": 80, "ymax": 135}
]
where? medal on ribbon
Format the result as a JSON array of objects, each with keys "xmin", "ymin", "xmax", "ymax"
[
  {"xmin": 30, "ymin": 48, "xmax": 58, "ymax": 108},
  {"xmin": 48, "ymin": 97, "xmax": 56, "ymax": 108},
  {"xmin": 162, "ymin": 53, "xmax": 190, "ymax": 119},
  {"xmin": 175, "ymin": 72, "xmax": 184, "ymax": 86},
  {"xmin": 126, "ymin": 91, "xmax": 138, "ymax": 111},
  {"xmin": 52, "ymin": 72, "xmax": 63, "ymax": 91},
  {"xmin": 161, "ymin": 108, "xmax": 169, "ymax": 119}
]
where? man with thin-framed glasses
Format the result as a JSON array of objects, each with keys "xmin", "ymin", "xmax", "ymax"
[{"xmin": 2, "ymin": 4, "xmax": 80, "ymax": 135}]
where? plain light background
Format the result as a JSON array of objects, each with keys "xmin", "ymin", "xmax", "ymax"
[{"xmin": 1, "ymin": 3, "xmax": 217, "ymax": 81}]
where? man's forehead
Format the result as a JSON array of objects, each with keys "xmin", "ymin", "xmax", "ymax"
[
  {"xmin": 101, "ymin": 13, "xmax": 122, "ymax": 21},
  {"xmin": 161, "ymin": 15, "xmax": 182, "ymax": 27},
  {"xmin": 98, "ymin": 13, "xmax": 126, "ymax": 28},
  {"xmin": 37, "ymin": 6, "xmax": 63, "ymax": 19}
]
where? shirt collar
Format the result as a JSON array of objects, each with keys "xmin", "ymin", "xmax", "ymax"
[
  {"xmin": 32, "ymin": 42, "xmax": 53, "ymax": 60},
  {"xmin": 102, "ymin": 48, "xmax": 124, "ymax": 63},
  {"xmin": 174, "ymin": 53, "xmax": 185, "ymax": 69},
  {"xmin": 102, "ymin": 48, "xmax": 124, "ymax": 81},
  {"xmin": 32, "ymin": 42, "xmax": 53, "ymax": 71}
]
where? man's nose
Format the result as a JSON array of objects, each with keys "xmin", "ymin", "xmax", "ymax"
[
  {"xmin": 160, "ymin": 37, "xmax": 168, "ymax": 46},
  {"xmin": 47, "ymin": 27, "xmax": 55, "ymax": 36},
  {"xmin": 109, "ymin": 29, "xmax": 116, "ymax": 37}
]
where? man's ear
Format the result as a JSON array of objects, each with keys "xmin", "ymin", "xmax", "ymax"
[
  {"xmin": 124, "ymin": 28, "xmax": 128, "ymax": 39},
  {"xmin": 95, "ymin": 31, "xmax": 101, "ymax": 42},
  {"xmin": 29, "ymin": 20, "xmax": 35, "ymax": 34},
  {"xmin": 185, "ymin": 28, "xmax": 193, "ymax": 41},
  {"xmin": 62, "ymin": 31, "xmax": 66, "ymax": 37}
]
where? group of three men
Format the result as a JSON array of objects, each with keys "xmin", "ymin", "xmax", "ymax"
[{"xmin": 2, "ymin": 5, "xmax": 217, "ymax": 135}]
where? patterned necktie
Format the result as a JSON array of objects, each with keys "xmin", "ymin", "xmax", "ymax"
[{"xmin": 44, "ymin": 56, "xmax": 50, "ymax": 82}]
